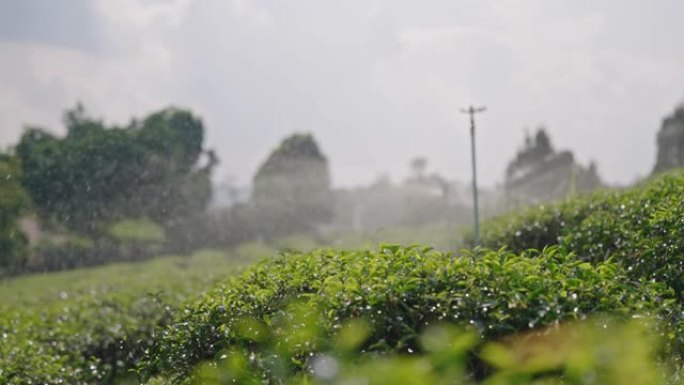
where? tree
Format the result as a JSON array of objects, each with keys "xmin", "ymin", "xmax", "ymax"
[
  {"xmin": 534, "ymin": 127, "xmax": 553, "ymax": 156},
  {"xmin": 409, "ymin": 157, "xmax": 428, "ymax": 182},
  {"xmin": 64, "ymin": 102, "xmax": 104, "ymax": 138},
  {"xmin": 0, "ymin": 154, "xmax": 30, "ymax": 271},
  {"xmin": 252, "ymin": 133, "xmax": 332, "ymax": 238},
  {"xmin": 504, "ymin": 127, "xmax": 602, "ymax": 207},
  {"xmin": 506, "ymin": 126, "xmax": 554, "ymax": 178},
  {"xmin": 137, "ymin": 108, "xmax": 205, "ymax": 171},
  {"xmin": 653, "ymin": 105, "xmax": 684, "ymax": 174},
  {"xmin": 16, "ymin": 104, "xmax": 216, "ymax": 244},
  {"xmin": 135, "ymin": 108, "xmax": 215, "ymax": 250}
]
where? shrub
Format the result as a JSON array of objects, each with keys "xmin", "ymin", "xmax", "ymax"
[
  {"xmin": 478, "ymin": 171, "xmax": 684, "ymax": 293},
  {"xmin": 0, "ymin": 251, "xmax": 246, "ymax": 385},
  {"xmin": 107, "ymin": 218, "xmax": 165, "ymax": 243},
  {"xmin": 139, "ymin": 245, "xmax": 675, "ymax": 383},
  {"xmin": 0, "ymin": 156, "xmax": 30, "ymax": 273},
  {"xmin": 188, "ymin": 316, "xmax": 665, "ymax": 385}
]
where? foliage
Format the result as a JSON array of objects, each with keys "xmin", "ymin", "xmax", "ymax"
[
  {"xmin": 9, "ymin": 160, "xmax": 684, "ymax": 385},
  {"xmin": 15, "ymin": 104, "xmax": 215, "ymax": 239},
  {"xmin": 478, "ymin": 171, "xmax": 684, "ymax": 294},
  {"xmin": 505, "ymin": 127, "xmax": 554, "ymax": 179},
  {"xmin": 653, "ymin": 105, "xmax": 684, "ymax": 174},
  {"xmin": 139, "ymin": 245, "xmax": 675, "ymax": 383},
  {"xmin": 252, "ymin": 133, "xmax": 333, "ymax": 238},
  {"xmin": 108, "ymin": 218, "xmax": 166, "ymax": 243},
  {"xmin": 28, "ymin": 235, "xmax": 102, "ymax": 272},
  {"xmin": 0, "ymin": 155, "xmax": 30, "ymax": 272},
  {"xmin": 175, "ymin": 315, "xmax": 667, "ymax": 385},
  {"xmin": 504, "ymin": 128, "xmax": 601, "ymax": 207},
  {"xmin": 0, "ymin": 250, "xmax": 253, "ymax": 385}
]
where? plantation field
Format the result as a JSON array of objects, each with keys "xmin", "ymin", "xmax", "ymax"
[
  {"xmin": 6, "ymin": 172, "xmax": 684, "ymax": 385},
  {"xmin": 140, "ymin": 246, "xmax": 677, "ymax": 385},
  {"xmin": 0, "ymin": 248, "xmax": 273, "ymax": 385},
  {"xmin": 330, "ymin": 221, "xmax": 466, "ymax": 251},
  {"xmin": 139, "ymin": 172, "xmax": 684, "ymax": 384}
]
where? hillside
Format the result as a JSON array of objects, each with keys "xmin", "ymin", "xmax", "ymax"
[
  {"xmin": 479, "ymin": 171, "xmax": 684, "ymax": 293},
  {"xmin": 0, "ymin": 249, "xmax": 265, "ymax": 385},
  {"xmin": 6, "ymin": 172, "xmax": 684, "ymax": 385},
  {"xmin": 140, "ymin": 246, "xmax": 675, "ymax": 384},
  {"xmin": 137, "ymin": 172, "xmax": 684, "ymax": 384}
]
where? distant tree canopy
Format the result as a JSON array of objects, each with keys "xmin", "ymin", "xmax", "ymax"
[
  {"xmin": 16, "ymin": 104, "xmax": 216, "ymax": 237},
  {"xmin": 506, "ymin": 127, "xmax": 554, "ymax": 178},
  {"xmin": 409, "ymin": 157, "xmax": 428, "ymax": 182},
  {"xmin": 252, "ymin": 133, "xmax": 332, "ymax": 238},
  {"xmin": 0, "ymin": 154, "xmax": 30, "ymax": 270},
  {"xmin": 653, "ymin": 105, "xmax": 684, "ymax": 174},
  {"xmin": 504, "ymin": 127, "xmax": 602, "ymax": 207}
]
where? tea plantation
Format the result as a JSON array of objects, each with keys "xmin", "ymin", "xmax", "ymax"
[
  {"xmin": 0, "ymin": 250, "xmax": 263, "ymax": 385},
  {"xmin": 140, "ymin": 246, "xmax": 677, "ymax": 384},
  {"xmin": 6, "ymin": 172, "xmax": 684, "ymax": 385},
  {"xmin": 478, "ymin": 171, "xmax": 684, "ymax": 293}
]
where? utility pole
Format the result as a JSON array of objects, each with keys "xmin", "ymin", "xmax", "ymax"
[{"xmin": 460, "ymin": 105, "xmax": 486, "ymax": 246}]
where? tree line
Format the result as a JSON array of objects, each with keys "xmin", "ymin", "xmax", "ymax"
[
  {"xmin": 5, "ymin": 102, "xmax": 683, "ymax": 275},
  {"xmin": 0, "ymin": 104, "xmax": 332, "ymax": 275}
]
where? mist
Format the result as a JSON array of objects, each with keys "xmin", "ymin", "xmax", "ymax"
[
  {"xmin": 1, "ymin": 0, "xmax": 684, "ymax": 191},
  {"xmin": 4, "ymin": 2, "xmax": 684, "ymax": 384},
  {"xmin": 1, "ymin": 0, "xmax": 684, "ymax": 256}
]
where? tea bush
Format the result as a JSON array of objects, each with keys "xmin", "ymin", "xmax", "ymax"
[
  {"xmin": 139, "ymin": 245, "xmax": 676, "ymax": 383},
  {"xmin": 0, "ymin": 250, "xmax": 252, "ymax": 385},
  {"xmin": 9, "ymin": 172, "xmax": 684, "ymax": 384},
  {"xmin": 477, "ymin": 171, "xmax": 684, "ymax": 293},
  {"xmin": 187, "ymin": 316, "xmax": 667, "ymax": 385}
]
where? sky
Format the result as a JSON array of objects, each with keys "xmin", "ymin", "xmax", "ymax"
[{"xmin": 0, "ymin": 0, "xmax": 683, "ymax": 188}]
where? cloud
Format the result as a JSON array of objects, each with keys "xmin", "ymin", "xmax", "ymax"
[
  {"xmin": 228, "ymin": 0, "xmax": 273, "ymax": 27},
  {"xmin": 0, "ymin": 0, "xmax": 683, "ymax": 187},
  {"xmin": 0, "ymin": 0, "xmax": 183, "ymax": 145},
  {"xmin": 0, "ymin": 0, "xmax": 103, "ymax": 52},
  {"xmin": 96, "ymin": 0, "xmax": 190, "ymax": 30}
]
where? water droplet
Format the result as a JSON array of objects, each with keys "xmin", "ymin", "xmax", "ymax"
[{"xmin": 311, "ymin": 354, "xmax": 338, "ymax": 380}]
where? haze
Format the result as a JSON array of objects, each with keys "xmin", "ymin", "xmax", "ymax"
[{"xmin": 1, "ymin": 0, "xmax": 683, "ymax": 188}]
